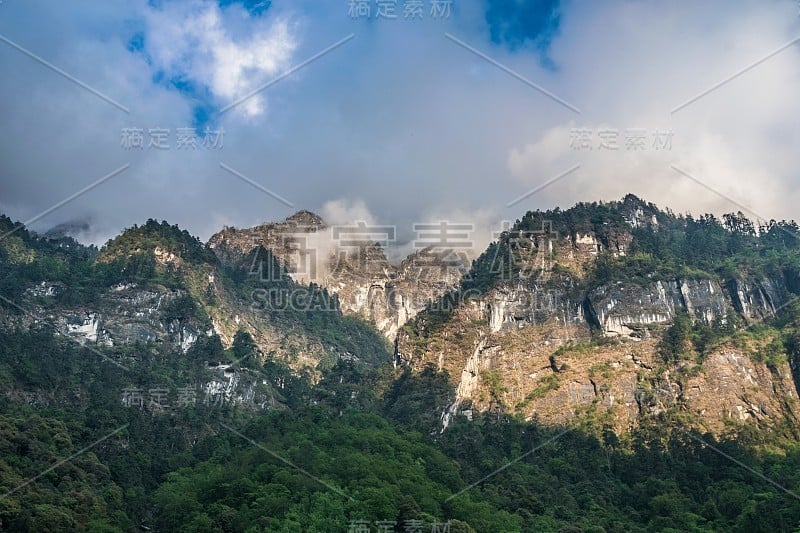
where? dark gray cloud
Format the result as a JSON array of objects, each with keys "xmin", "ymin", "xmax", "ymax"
[{"xmin": 1, "ymin": 0, "xmax": 798, "ymax": 259}]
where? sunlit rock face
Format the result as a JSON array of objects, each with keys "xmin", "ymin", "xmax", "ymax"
[
  {"xmin": 209, "ymin": 212, "xmax": 468, "ymax": 338},
  {"xmin": 400, "ymin": 271, "xmax": 800, "ymax": 436},
  {"xmin": 395, "ymin": 199, "xmax": 800, "ymax": 437},
  {"xmin": 583, "ymin": 276, "xmax": 790, "ymax": 338}
]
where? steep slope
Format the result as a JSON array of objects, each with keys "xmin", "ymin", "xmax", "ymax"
[
  {"xmin": 0, "ymin": 217, "xmax": 391, "ymax": 388},
  {"xmin": 397, "ymin": 195, "xmax": 800, "ymax": 436},
  {"xmin": 4, "ymin": 196, "xmax": 800, "ymax": 439},
  {"xmin": 4, "ymin": 203, "xmax": 800, "ymax": 530},
  {"xmin": 208, "ymin": 211, "xmax": 467, "ymax": 338}
]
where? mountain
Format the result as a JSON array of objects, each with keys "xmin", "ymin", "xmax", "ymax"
[
  {"xmin": 43, "ymin": 218, "xmax": 93, "ymax": 240},
  {"xmin": 2, "ymin": 196, "xmax": 800, "ymax": 531},
  {"xmin": 5, "ymin": 198, "xmax": 800, "ymax": 437},
  {"xmin": 208, "ymin": 212, "xmax": 467, "ymax": 339},
  {"xmin": 0, "ymin": 217, "xmax": 390, "ymax": 406},
  {"xmin": 397, "ymin": 194, "xmax": 800, "ymax": 435}
]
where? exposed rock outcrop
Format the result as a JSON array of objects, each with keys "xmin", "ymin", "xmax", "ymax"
[
  {"xmin": 209, "ymin": 212, "xmax": 468, "ymax": 338},
  {"xmin": 397, "ymin": 198, "xmax": 800, "ymax": 436}
]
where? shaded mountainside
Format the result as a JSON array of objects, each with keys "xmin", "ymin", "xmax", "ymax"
[{"xmin": 0, "ymin": 217, "xmax": 391, "ymax": 393}]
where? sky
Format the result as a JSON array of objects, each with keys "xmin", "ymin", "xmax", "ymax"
[{"xmin": 1, "ymin": 0, "xmax": 799, "ymax": 259}]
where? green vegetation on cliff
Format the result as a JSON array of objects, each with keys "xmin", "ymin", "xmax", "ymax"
[{"xmin": 3, "ymin": 206, "xmax": 800, "ymax": 531}]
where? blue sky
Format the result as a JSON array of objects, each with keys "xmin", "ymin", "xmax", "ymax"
[{"xmin": 0, "ymin": 0, "xmax": 799, "ymax": 257}]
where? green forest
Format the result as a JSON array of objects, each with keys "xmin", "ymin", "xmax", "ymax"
[
  {"xmin": 2, "ymin": 201, "xmax": 800, "ymax": 531},
  {"xmin": 2, "ymin": 328, "xmax": 800, "ymax": 531}
]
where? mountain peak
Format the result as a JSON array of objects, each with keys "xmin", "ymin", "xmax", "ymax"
[
  {"xmin": 618, "ymin": 193, "xmax": 661, "ymax": 229},
  {"xmin": 620, "ymin": 193, "xmax": 647, "ymax": 208},
  {"xmin": 44, "ymin": 218, "xmax": 92, "ymax": 240},
  {"xmin": 284, "ymin": 210, "xmax": 325, "ymax": 228},
  {"xmin": 98, "ymin": 219, "xmax": 214, "ymax": 265}
]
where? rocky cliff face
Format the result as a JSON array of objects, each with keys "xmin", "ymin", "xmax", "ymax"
[
  {"xmin": 4, "ymin": 281, "xmax": 208, "ymax": 353},
  {"xmin": 584, "ymin": 276, "xmax": 789, "ymax": 337},
  {"xmin": 207, "ymin": 210, "xmax": 325, "ymax": 269},
  {"xmin": 208, "ymin": 212, "xmax": 467, "ymax": 339},
  {"xmin": 396, "ymin": 197, "xmax": 800, "ymax": 436},
  {"xmin": 425, "ymin": 327, "xmax": 799, "ymax": 436},
  {"xmin": 0, "ymin": 280, "xmax": 285, "ymax": 410},
  {"xmin": 5, "ymin": 195, "xmax": 799, "ymax": 436}
]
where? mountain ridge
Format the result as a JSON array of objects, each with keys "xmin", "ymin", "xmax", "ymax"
[
  {"xmin": 3, "ymin": 195, "xmax": 800, "ymax": 530},
  {"xmin": 3, "ymin": 193, "xmax": 800, "ymax": 439}
]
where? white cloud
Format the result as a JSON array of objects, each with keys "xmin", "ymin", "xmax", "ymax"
[
  {"xmin": 503, "ymin": 1, "xmax": 800, "ymax": 223},
  {"xmin": 141, "ymin": 0, "xmax": 297, "ymax": 117},
  {"xmin": 321, "ymin": 198, "xmax": 377, "ymax": 226},
  {"xmin": 417, "ymin": 206, "xmax": 502, "ymax": 261},
  {"xmin": 1, "ymin": 0, "xmax": 798, "ymax": 254}
]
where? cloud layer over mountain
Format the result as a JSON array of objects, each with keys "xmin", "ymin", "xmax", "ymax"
[{"xmin": 1, "ymin": 0, "xmax": 798, "ymax": 255}]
